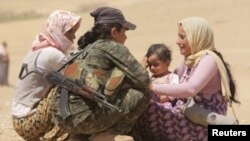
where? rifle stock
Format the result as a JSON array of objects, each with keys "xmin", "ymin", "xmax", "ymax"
[{"xmin": 45, "ymin": 71, "xmax": 122, "ymax": 113}]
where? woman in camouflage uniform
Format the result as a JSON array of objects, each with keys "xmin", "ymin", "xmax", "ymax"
[{"xmin": 51, "ymin": 7, "xmax": 150, "ymax": 141}]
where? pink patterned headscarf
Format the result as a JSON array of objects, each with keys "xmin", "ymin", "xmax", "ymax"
[{"xmin": 32, "ymin": 10, "xmax": 81, "ymax": 53}]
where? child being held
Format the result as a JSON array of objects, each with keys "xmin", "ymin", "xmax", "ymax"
[
  {"xmin": 145, "ymin": 43, "xmax": 179, "ymax": 103},
  {"xmin": 144, "ymin": 43, "xmax": 238, "ymax": 126}
]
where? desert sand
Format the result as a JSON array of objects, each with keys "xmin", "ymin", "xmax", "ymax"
[{"xmin": 1, "ymin": 0, "xmax": 250, "ymax": 140}]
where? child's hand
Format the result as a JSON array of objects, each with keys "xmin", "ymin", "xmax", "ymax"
[
  {"xmin": 141, "ymin": 56, "xmax": 148, "ymax": 68},
  {"xmin": 159, "ymin": 95, "xmax": 171, "ymax": 103}
]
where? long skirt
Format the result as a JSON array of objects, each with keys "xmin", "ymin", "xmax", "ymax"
[
  {"xmin": 0, "ymin": 61, "xmax": 7, "ymax": 85},
  {"xmin": 133, "ymin": 92, "xmax": 227, "ymax": 141}
]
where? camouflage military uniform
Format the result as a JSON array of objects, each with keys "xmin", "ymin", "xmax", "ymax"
[{"xmin": 51, "ymin": 39, "xmax": 150, "ymax": 136}]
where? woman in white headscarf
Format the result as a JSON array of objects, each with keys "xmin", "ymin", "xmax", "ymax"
[
  {"xmin": 12, "ymin": 10, "xmax": 81, "ymax": 141},
  {"xmin": 136, "ymin": 17, "xmax": 239, "ymax": 141}
]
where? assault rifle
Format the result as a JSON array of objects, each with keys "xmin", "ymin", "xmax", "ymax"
[{"xmin": 45, "ymin": 71, "xmax": 122, "ymax": 119}]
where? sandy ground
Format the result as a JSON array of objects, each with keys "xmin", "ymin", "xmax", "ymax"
[{"xmin": 1, "ymin": 0, "xmax": 250, "ymax": 140}]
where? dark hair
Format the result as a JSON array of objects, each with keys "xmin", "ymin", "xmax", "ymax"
[
  {"xmin": 146, "ymin": 43, "xmax": 172, "ymax": 62},
  {"xmin": 78, "ymin": 23, "xmax": 122, "ymax": 50},
  {"xmin": 213, "ymin": 50, "xmax": 239, "ymax": 103}
]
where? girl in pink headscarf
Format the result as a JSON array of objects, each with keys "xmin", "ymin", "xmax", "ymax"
[{"xmin": 12, "ymin": 10, "xmax": 81, "ymax": 141}]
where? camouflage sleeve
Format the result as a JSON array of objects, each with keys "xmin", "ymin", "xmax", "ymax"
[{"xmin": 97, "ymin": 42, "xmax": 149, "ymax": 89}]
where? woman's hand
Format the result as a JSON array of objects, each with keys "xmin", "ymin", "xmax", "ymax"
[{"xmin": 147, "ymin": 81, "xmax": 154, "ymax": 97}]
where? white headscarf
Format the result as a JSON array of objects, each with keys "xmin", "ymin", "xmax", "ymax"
[
  {"xmin": 179, "ymin": 17, "xmax": 215, "ymax": 67},
  {"xmin": 179, "ymin": 17, "xmax": 231, "ymax": 99},
  {"xmin": 32, "ymin": 10, "xmax": 81, "ymax": 54}
]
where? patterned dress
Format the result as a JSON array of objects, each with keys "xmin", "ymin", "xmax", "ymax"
[
  {"xmin": 134, "ymin": 56, "xmax": 228, "ymax": 141},
  {"xmin": 150, "ymin": 72, "xmax": 179, "ymax": 107}
]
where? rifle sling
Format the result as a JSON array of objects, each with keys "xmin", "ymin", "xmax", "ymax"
[{"xmin": 60, "ymin": 88, "xmax": 71, "ymax": 120}]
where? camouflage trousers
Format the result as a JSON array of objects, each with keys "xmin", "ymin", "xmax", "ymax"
[
  {"xmin": 54, "ymin": 88, "xmax": 150, "ymax": 138},
  {"xmin": 12, "ymin": 88, "xmax": 69, "ymax": 141}
]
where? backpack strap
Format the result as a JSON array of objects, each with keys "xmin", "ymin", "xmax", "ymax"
[{"xmin": 18, "ymin": 51, "xmax": 43, "ymax": 80}]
